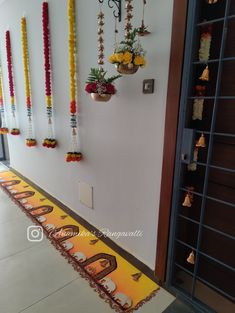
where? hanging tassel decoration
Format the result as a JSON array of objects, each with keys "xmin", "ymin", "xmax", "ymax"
[
  {"xmin": 187, "ymin": 251, "xmax": 195, "ymax": 265},
  {"xmin": 199, "ymin": 65, "xmax": 209, "ymax": 81},
  {"xmin": 182, "ymin": 193, "xmax": 192, "ymax": 207},
  {"xmin": 199, "ymin": 25, "xmax": 212, "ymax": 63},
  {"xmin": 21, "ymin": 17, "xmax": 37, "ymax": 147},
  {"xmin": 192, "ymin": 99, "xmax": 205, "ymax": 121},
  {"xmin": 42, "ymin": 2, "xmax": 57, "ymax": 148},
  {"xmin": 196, "ymin": 133, "xmax": 206, "ymax": 148},
  {"xmin": 66, "ymin": 0, "xmax": 82, "ymax": 162},
  {"xmin": 188, "ymin": 148, "xmax": 199, "ymax": 171},
  {"xmin": 0, "ymin": 63, "xmax": 8, "ymax": 134},
  {"xmin": 6, "ymin": 30, "xmax": 20, "ymax": 136}
]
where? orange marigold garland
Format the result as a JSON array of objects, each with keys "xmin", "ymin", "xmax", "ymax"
[
  {"xmin": 21, "ymin": 17, "xmax": 37, "ymax": 147},
  {"xmin": 6, "ymin": 30, "xmax": 20, "ymax": 136},
  {"xmin": 66, "ymin": 0, "xmax": 82, "ymax": 162},
  {"xmin": 0, "ymin": 62, "xmax": 8, "ymax": 134},
  {"xmin": 42, "ymin": 2, "xmax": 57, "ymax": 149}
]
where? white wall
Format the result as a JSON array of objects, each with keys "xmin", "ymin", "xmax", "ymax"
[{"xmin": 0, "ymin": 0, "xmax": 173, "ymax": 269}]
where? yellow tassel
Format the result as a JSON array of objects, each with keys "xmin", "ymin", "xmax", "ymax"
[
  {"xmin": 187, "ymin": 251, "xmax": 195, "ymax": 265},
  {"xmin": 196, "ymin": 133, "xmax": 206, "ymax": 148},
  {"xmin": 182, "ymin": 194, "xmax": 192, "ymax": 207},
  {"xmin": 199, "ymin": 65, "xmax": 209, "ymax": 81}
]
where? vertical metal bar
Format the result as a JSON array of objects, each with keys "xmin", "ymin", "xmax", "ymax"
[{"xmin": 191, "ymin": 0, "xmax": 231, "ymax": 298}]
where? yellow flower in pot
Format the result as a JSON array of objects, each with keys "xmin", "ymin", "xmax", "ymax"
[{"xmin": 109, "ymin": 29, "xmax": 146, "ymax": 75}]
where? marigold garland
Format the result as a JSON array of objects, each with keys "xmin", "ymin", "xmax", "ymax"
[
  {"xmin": 42, "ymin": 2, "xmax": 57, "ymax": 148},
  {"xmin": 21, "ymin": 17, "xmax": 37, "ymax": 147},
  {"xmin": 6, "ymin": 30, "xmax": 20, "ymax": 136},
  {"xmin": 0, "ymin": 63, "xmax": 8, "ymax": 134},
  {"xmin": 66, "ymin": 0, "xmax": 82, "ymax": 162}
]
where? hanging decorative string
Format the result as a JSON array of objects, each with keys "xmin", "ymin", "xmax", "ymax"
[
  {"xmin": 0, "ymin": 63, "xmax": 8, "ymax": 134},
  {"xmin": 6, "ymin": 30, "xmax": 20, "ymax": 136},
  {"xmin": 137, "ymin": 0, "xmax": 150, "ymax": 36},
  {"xmin": 85, "ymin": 3, "xmax": 121, "ymax": 101},
  {"xmin": 42, "ymin": 2, "xmax": 57, "ymax": 149},
  {"xmin": 66, "ymin": 0, "xmax": 82, "ymax": 162},
  {"xmin": 125, "ymin": 0, "xmax": 134, "ymax": 41},
  {"xmin": 198, "ymin": 25, "xmax": 212, "ymax": 83},
  {"xmin": 21, "ymin": 17, "xmax": 37, "ymax": 147}
]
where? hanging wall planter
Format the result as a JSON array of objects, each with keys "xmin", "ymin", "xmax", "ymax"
[
  {"xmin": 85, "ymin": 6, "xmax": 121, "ymax": 103},
  {"xmin": 90, "ymin": 92, "xmax": 112, "ymax": 102},
  {"xmin": 85, "ymin": 68, "xmax": 121, "ymax": 102},
  {"xmin": 116, "ymin": 63, "xmax": 139, "ymax": 74},
  {"xmin": 109, "ymin": 0, "xmax": 146, "ymax": 75}
]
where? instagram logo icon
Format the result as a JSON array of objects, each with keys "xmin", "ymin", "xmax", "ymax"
[{"xmin": 27, "ymin": 226, "xmax": 44, "ymax": 242}]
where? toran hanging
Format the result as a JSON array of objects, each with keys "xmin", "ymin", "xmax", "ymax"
[
  {"xmin": 198, "ymin": 25, "xmax": 212, "ymax": 83},
  {"xmin": 6, "ymin": 31, "xmax": 20, "ymax": 136},
  {"xmin": 42, "ymin": 1, "xmax": 57, "ymax": 149},
  {"xmin": 21, "ymin": 17, "xmax": 37, "ymax": 147},
  {"xmin": 0, "ymin": 62, "xmax": 8, "ymax": 134},
  {"xmin": 66, "ymin": 0, "xmax": 82, "ymax": 162},
  {"xmin": 192, "ymin": 26, "xmax": 212, "ymax": 121}
]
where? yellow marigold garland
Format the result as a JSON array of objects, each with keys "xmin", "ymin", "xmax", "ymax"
[
  {"xmin": 21, "ymin": 17, "xmax": 37, "ymax": 147},
  {"xmin": 66, "ymin": 0, "xmax": 82, "ymax": 162}
]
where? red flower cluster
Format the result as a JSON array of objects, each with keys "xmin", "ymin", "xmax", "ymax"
[
  {"xmin": 6, "ymin": 31, "xmax": 14, "ymax": 98},
  {"xmin": 42, "ymin": 2, "xmax": 52, "ymax": 98},
  {"xmin": 66, "ymin": 152, "xmax": 82, "ymax": 162},
  {"xmin": 10, "ymin": 128, "xmax": 20, "ymax": 135},
  {"xmin": 70, "ymin": 100, "xmax": 76, "ymax": 114},
  {"xmin": 42, "ymin": 138, "xmax": 57, "ymax": 148},
  {"xmin": 85, "ymin": 82, "xmax": 116, "ymax": 95}
]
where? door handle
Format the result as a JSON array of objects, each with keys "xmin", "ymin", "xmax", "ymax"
[{"xmin": 181, "ymin": 128, "xmax": 196, "ymax": 164}]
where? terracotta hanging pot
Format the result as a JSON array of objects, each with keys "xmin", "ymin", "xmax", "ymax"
[
  {"xmin": 116, "ymin": 64, "xmax": 139, "ymax": 75},
  {"xmin": 91, "ymin": 93, "xmax": 112, "ymax": 102}
]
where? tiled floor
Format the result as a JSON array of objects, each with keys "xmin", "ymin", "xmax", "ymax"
[{"xmin": 0, "ymin": 163, "xmax": 175, "ymax": 313}]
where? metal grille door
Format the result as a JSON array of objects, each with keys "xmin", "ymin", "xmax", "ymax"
[{"xmin": 167, "ymin": 1, "xmax": 235, "ymax": 312}]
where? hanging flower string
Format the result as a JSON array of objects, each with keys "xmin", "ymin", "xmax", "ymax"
[
  {"xmin": 21, "ymin": 17, "xmax": 37, "ymax": 147},
  {"xmin": 198, "ymin": 25, "xmax": 212, "ymax": 82},
  {"xmin": 6, "ymin": 30, "xmax": 20, "ymax": 135},
  {"xmin": 42, "ymin": 2, "xmax": 57, "ymax": 148},
  {"xmin": 0, "ymin": 63, "xmax": 8, "ymax": 134},
  {"xmin": 66, "ymin": 0, "xmax": 82, "ymax": 162},
  {"xmin": 192, "ymin": 26, "xmax": 212, "ymax": 122},
  {"xmin": 85, "ymin": 5, "xmax": 121, "ymax": 101}
]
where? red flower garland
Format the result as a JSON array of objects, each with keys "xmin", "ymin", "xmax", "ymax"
[
  {"xmin": 6, "ymin": 30, "xmax": 20, "ymax": 135},
  {"xmin": 6, "ymin": 31, "xmax": 14, "ymax": 99},
  {"xmin": 42, "ymin": 2, "xmax": 56, "ymax": 148}
]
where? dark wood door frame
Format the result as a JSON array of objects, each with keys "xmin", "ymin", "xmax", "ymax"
[{"xmin": 155, "ymin": 0, "xmax": 188, "ymax": 282}]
